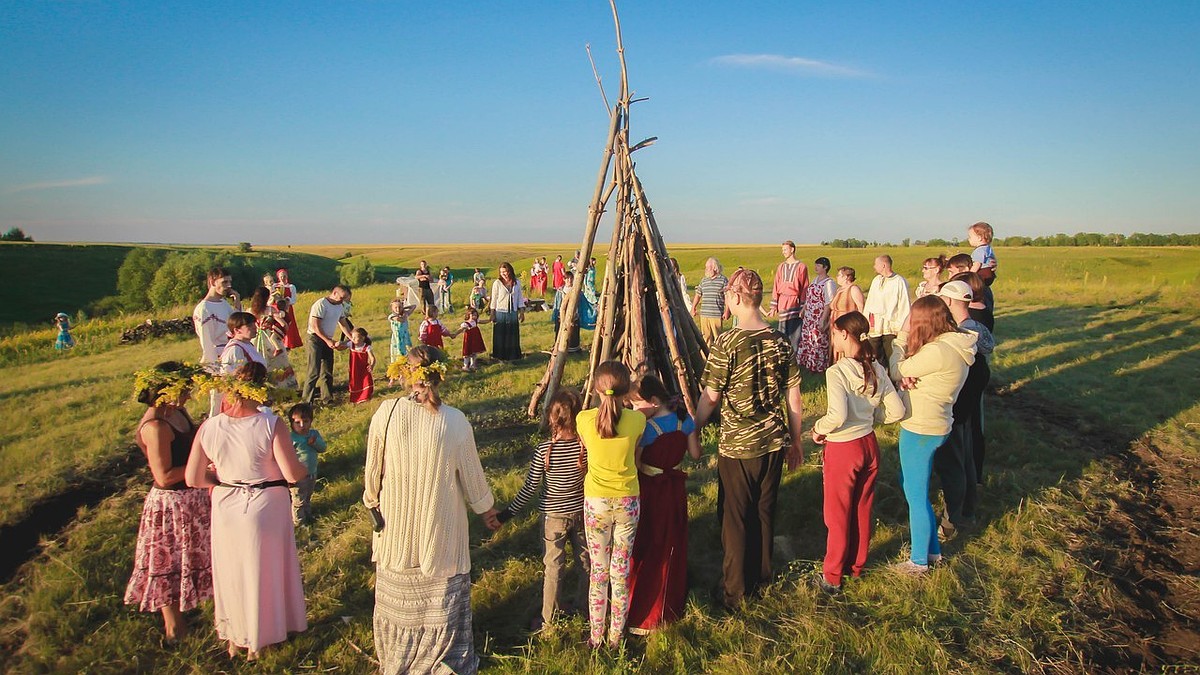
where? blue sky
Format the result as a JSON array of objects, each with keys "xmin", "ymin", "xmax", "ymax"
[{"xmin": 2, "ymin": 1, "xmax": 1198, "ymax": 245}]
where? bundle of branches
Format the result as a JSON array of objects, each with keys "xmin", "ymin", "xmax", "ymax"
[
  {"xmin": 119, "ymin": 317, "xmax": 194, "ymax": 345},
  {"xmin": 528, "ymin": 0, "xmax": 706, "ymax": 421}
]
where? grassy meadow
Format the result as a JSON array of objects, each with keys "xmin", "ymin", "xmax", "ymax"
[{"xmin": 1, "ymin": 242, "xmax": 1198, "ymax": 672}]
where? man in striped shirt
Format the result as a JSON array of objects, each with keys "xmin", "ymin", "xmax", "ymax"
[
  {"xmin": 696, "ymin": 268, "xmax": 804, "ymax": 610},
  {"xmin": 691, "ymin": 257, "xmax": 730, "ymax": 346}
]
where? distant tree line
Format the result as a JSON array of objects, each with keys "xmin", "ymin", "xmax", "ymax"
[
  {"xmin": 2, "ymin": 227, "xmax": 34, "ymax": 242},
  {"xmin": 824, "ymin": 232, "xmax": 1200, "ymax": 248}
]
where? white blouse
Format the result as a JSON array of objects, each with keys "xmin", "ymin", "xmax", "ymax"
[{"xmin": 490, "ymin": 279, "xmax": 525, "ymax": 313}]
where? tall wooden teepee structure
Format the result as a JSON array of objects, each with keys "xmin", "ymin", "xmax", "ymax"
[{"xmin": 528, "ymin": 1, "xmax": 707, "ymax": 420}]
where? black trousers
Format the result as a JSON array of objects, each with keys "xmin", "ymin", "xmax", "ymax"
[
  {"xmin": 717, "ymin": 451, "xmax": 784, "ymax": 607},
  {"xmin": 868, "ymin": 334, "xmax": 896, "ymax": 368},
  {"xmin": 303, "ymin": 335, "xmax": 335, "ymax": 402}
]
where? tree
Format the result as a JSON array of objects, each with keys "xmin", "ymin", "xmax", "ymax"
[
  {"xmin": 148, "ymin": 250, "xmax": 235, "ymax": 310},
  {"xmin": 339, "ymin": 257, "xmax": 376, "ymax": 287},
  {"xmin": 237, "ymin": 242, "xmax": 253, "ymax": 253},
  {"xmin": 1, "ymin": 227, "xmax": 34, "ymax": 242},
  {"xmin": 116, "ymin": 248, "xmax": 168, "ymax": 310}
]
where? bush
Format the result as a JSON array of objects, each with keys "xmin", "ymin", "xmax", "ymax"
[
  {"xmin": 1, "ymin": 227, "xmax": 34, "ymax": 242},
  {"xmin": 115, "ymin": 248, "xmax": 167, "ymax": 310},
  {"xmin": 147, "ymin": 250, "xmax": 236, "ymax": 310},
  {"xmin": 339, "ymin": 257, "xmax": 376, "ymax": 287},
  {"xmin": 237, "ymin": 242, "xmax": 253, "ymax": 253}
]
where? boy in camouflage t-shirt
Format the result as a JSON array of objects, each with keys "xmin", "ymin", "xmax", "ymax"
[{"xmin": 697, "ymin": 268, "xmax": 804, "ymax": 609}]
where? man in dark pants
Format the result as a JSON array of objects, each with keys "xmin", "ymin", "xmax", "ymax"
[
  {"xmin": 696, "ymin": 268, "xmax": 804, "ymax": 610},
  {"xmin": 303, "ymin": 284, "xmax": 353, "ymax": 404}
]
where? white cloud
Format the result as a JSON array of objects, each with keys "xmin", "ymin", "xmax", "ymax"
[
  {"xmin": 710, "ymin": 54, "xmax": 872, "ymax": 78},
  {"xmin": 5, "ymin": 176, "xmax": 110, "ymax": 194}
]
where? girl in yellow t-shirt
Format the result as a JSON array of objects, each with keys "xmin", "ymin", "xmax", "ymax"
[{"xmin": 576, "ymin": 361, "xmax": 646, "ymax": 649}]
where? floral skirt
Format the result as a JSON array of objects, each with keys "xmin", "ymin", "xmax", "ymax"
[{"xmin": 124, "ymin": 487, "xmax": 214, "ymax": 613}]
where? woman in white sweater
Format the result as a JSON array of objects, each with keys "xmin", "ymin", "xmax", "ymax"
[
  {"xmin": 363, "ymin": 346, "xmax": 500, "ymax": 675},
  {"xmin": 811, "ymin": 312, "xmax": 905, "ymax": 593},
  {"xmin": 889, "ymin": 296, "xmax": 977, "ymax": 574}
]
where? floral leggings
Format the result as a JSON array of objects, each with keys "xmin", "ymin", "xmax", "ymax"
[{"xmin": 583, "ymin": 495, "xmax": 640, "ymax": 646}]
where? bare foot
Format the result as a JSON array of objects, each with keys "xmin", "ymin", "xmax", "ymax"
[
  {"xmin": 227, "ymin": 641, "xmax": 239, "ymax": 658},
  {"xmin": 247, "ymin": 650, "xmax": 260, "ymax": 662}
]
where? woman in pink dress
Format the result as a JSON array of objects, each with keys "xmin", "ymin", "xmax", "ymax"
[
  {"xmin": 275, "ymin": 269, "xmax": 304, "ymax": 350},
  {"xmin": 186, "ymin": 362, "xmax": 308, "ymax": 661},
  {"xmin": 797, "ymin": 256, "xmax": 837, "ymax": 373}
]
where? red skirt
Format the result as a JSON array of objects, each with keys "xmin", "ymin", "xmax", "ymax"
[
  {"xmin": 348, "ymin": 349, "xmax": 374, "ymax": 403},
  {"xmin": 461, "ymin": 326, "xmax": 486, "ymax": 357},
  {"xmin": 282, "ymin": 305, "xmax": 303, "ymax": 350},
  {"xmin": 627, "ymin": 428, "xmax": 690, "ymax": 631}
]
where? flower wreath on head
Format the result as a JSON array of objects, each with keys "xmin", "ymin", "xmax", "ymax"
[
  {"xmin": 387, "ymin": 358, "xmax": 449, "ymax": 388},
  {"xmin": 132, "ymin": 363, "xmax": 207, "ymax": 406},
  {"xmin": 192, "ymin": 372, "xmax": 299, "ymax": 406}
]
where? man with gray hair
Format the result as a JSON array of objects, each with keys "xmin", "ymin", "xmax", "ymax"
[{"xmin": 692, "ymin": 257, "xmax": 729, "ymax": 346}]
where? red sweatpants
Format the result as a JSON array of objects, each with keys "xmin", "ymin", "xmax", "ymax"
[{"xmin": 822, "ymin": 432, "xmax": 880, "ymax": 586}]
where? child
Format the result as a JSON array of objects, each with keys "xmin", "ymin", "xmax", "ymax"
[
  {"xmin": 219, "ymin": 312, "xmax": 267, "ymax": 374},
  {"xmin": 436, "ymin": 267, "xmax": 454, "ymax": 314},
  {"xmin": 347, "ymin": 327, "xmax": 376, "ymax": 404},
  {"xmin": 418, "ymin": 305, "xmax": 454, "ymax": 349},
  {"xmin": 54, "ymin": 312, "xmax": 75, "ymax": 351},
  {"xmin": 811, "ymin": 311, "xmax": 905, "ymax": 593},
  {"xmin": 967, "ymin": 221, "xmax": 998, "ymax": 285},
  {"xmin": 469, "ymin": 277, "xmax": 489, "ymax": 312},
  {"xmin": 387, "ymin": 298, "xmax": 416, "ymax": 365},
  {"xmin": 625, "ymin": 375, "xmax": 701, "ymax": 634},
  {"xmin": 551, "ymin": 271, "xmax": 582, "ymax": 353},
  {"xmin": 288, "ymin": 403, "xmax": 326, "ymax": 525},
  {"xmin": 459, "ymin": 306, "xmax": 487, "ymax": 371},
  {"xmin": 496, "ymin": 388, "xmax": 590, "ymax": 629},
  {"xmin": 576, "ymin": 361, "xmax": 647, "ymax": 649}
]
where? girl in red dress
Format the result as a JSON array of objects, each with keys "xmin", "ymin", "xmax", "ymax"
[
  {"xmin": 418, "ymin": 305, "xmax": 454, "ymax": 349},
  {"xmin": 275, "ymin": 269, "xmax": 304, "ymax": 350},
  {"xmin": 347, "ymin": 327, "xmax": 376, "ymax": 404},
  {"xmin": 625, "ymin": 376, "xmax": 702, "ymax": 634},
  {"xmin": 458, "ymin": 306, "xmax": 488, "ymax": 371}
]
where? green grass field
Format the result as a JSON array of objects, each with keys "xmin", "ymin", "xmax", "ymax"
[{"xmin": 1, "ymin": 243, "xmax": 1197, "ymax": 672}]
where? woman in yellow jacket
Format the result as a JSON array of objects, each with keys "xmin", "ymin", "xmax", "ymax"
[{"xmin": 890, "ymin": 296, "xmax": 977, "ymax": 574}]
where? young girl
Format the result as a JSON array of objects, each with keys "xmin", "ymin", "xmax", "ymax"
[
  {"xmin": 347, "ymin": 327, "xmax": 376, "ymax": 404},
  {"xmin": 890, "ymin": 296, "xmax": 977, "ymax": 574},
  {"xmin": 387, "ymin": 298, "xmax": 416, "ymax": 364},
  {"xmin": 458, "ymin": 306, "xmax": 487, "ymax": 372},
  {"xmin": 496, "ymin": 388, "xmax": 590, "ymax": 629},
  {"xmin": 576, "ymin": 361, "xmax": 646, "ymax": 648},
  {"xmin": 54, "ymin": 312, "xmax": 75, "ymax": 351},
  {"xmin": 625, "ymin": 375, "xmax": 701, "ymax": 634},
  {"xmin": 811, "ymin": 312, "xmax": 905, "ymax": 593},
  {"xmin": 418, "ymin": 305, "xmax": 454, "ymax": 349},
  {"xmin": 275, "ymin": 268, "xmax": 304, "ymax": 349}
]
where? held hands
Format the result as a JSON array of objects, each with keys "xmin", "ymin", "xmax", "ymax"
[{"xmin": 481, "ymin": 508, "xmax": 502, "ymax": 532}]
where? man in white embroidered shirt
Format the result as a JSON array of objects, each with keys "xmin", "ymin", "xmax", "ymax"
[{"xmin": 862, "ymin": 255, "xmax": 910, "ymax": 366}]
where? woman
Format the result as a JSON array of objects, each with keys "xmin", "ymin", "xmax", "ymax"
[
  {"xmin": 364, "ymin": 346, "xmax": 499, "ymax": 674},
  {"xmin": 915, "ymin": 256, "xmax": 947, "ymax": 299},
  {"xmin": 186, "ymin": 362, "xmax": 308, "ymax": 660},
  {"xmin": 531, "ymin": 257, "xmax": 548, "ymax": 297},
  {"xmin": 829, "ymin": 266, "xmax": 865, "ymax": 329},
  {"xmin": 796, "ymin": 256, "xmax": 837, "ymax": 372},
  {"xmin": 951, "ymin": 271, "xmax": 995, "ymax": 332},
  {"xmin": 437, "ymin": 267, "xmax": 454, "ymax": 315},
  {"xmin": 810, "ymin": 314, "xmax": 905, "ymax": 593},
  {"xmin": 490, "ymin": 262, "xmax": 526, "ymax": 361},
  {"xmin": 249, "ymin": 287, "xmax": 297, "ymax": 389},
  {"xmin": 671, "ymin": 257, "xmax": 693, "ymax": 313},
  {"xmin": 949, "ymin": 271, "xmax": 994, "ymax": 485},
  {"xmin": 125, "ymin": 362, "xmax": 213, "ymax": 641},
  {"xmin": 889, "ymin": 296, "xmax": 977, "ymax": 574},
  {"xmin": 274, "ymin": 268, "xmax": 303, "ymax": 350}
]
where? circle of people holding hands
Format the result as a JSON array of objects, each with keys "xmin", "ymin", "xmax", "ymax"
[{"xmin": 126, "ymin": 224, "xmax": 999, "ymax": 672}]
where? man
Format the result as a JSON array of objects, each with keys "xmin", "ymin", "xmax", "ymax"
[
  {"xmin": 303, "ymin": 284, "xmax": 354, "ymax": 404},
  {"xmin": 862, "ymin": 255, "xmax": 910, "ymax": 365},
  {"xmin": 192, "ymin": 267, "xmax": 241, "ymax": 367},
  {"xmin": 414, "ymin": 260, "xmax": 435, "ymax": 316},
  {"xmin": 696, "ymin": 268, "xmax": 804, "ymax": 609},
  {"xmin": 766, "ymin": 240, "xmax": 809, "ymax": 356},
  {"xmin": 692, "ymin": 257, "xmax": 730, "ymax": 346}
]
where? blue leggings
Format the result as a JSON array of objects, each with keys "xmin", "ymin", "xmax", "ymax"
[{"xmin": 898, "ymin": 428, "xmax": 949, "ymax": 565}]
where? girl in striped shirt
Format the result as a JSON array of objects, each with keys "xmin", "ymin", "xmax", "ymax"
[{"xmin": 497, "ymin": 388, "xmax": 590, "ymax": 629}]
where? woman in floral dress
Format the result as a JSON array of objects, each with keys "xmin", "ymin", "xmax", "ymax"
[{"xmin": 796, "ymin": 257, "xmax": 837, "ymax": 373}]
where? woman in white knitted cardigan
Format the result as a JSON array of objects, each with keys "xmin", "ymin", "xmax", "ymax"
[{"xmin": 363, "ymin": 345, "xmax": 500, "ymax": 675}]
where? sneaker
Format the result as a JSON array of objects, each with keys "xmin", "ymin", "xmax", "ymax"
[
  {"xmin": 892, "ymin": 560, "xmax": 930, "ymax": 576},
  {"xmin": 812, "ymin": 575, "xmax": 842, "ymax": 596}
]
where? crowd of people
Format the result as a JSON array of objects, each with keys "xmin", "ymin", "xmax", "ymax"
[{"xmin": 123, "ymin": 223, "xmax": 1001, "ymax": 670}]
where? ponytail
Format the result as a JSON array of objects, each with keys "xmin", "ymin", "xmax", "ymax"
[
  {"xmin": 833, "ymin": 312, "xmax": 878, "ymax": 396},
  {"xmin": 593, "ymin": 361, "xmax": 632, "ymax": 439}
]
